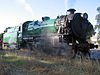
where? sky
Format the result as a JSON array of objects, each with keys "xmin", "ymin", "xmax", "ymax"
[{"xmin": 0, "ymin": 0, "xmax": 100, "ymax": 33}]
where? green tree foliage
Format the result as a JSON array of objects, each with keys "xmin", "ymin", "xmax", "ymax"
[
  {"xmin": 95, "ymin": 7, "xmax": 100, "ymax": 44},
  {"xmin": 95, "ymin": 7, "xmax": 100, "ymax": 26}
]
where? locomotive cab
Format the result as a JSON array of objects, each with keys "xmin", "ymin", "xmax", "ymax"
[{"xmin": 2, "ymin": 26, "xmax": 22, "ymax": 49}]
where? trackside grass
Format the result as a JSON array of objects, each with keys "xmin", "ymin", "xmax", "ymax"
[{"xmin": 0, "ymin": 50, "xmax": 100, "ymax": 75}]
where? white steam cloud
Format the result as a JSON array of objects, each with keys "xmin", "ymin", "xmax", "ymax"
[
  {"xmin": 16, "ymin": 0, "xmax": 34, "ymax": 16},
  {"xmin": 64, "ymin": 0, "xmax": 77, "ymax": 9}
]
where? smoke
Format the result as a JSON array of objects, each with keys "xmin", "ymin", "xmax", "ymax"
[
  {"xmin": 32, "ymin": 31, "xmax": 73, "ymax": 57},
  {"xmin": 64, "ymin": 0, "xmax": 77, "ymax": 9},
  {"xmin": 16, "ymin": 0, "xmax": 34, "ymax": 16}
]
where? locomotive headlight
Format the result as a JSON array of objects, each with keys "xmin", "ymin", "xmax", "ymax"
[{"xmin": 82, "ymin": 13, "xmax": 88, "ymax": 19}]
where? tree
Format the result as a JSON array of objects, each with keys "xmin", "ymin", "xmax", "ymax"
[
  {"xmin": 95, "ymin": 7, "xmax": 100, "ymax": 44},
  {"xmin": 96, "ymin": 7, "xmax": 100, "ymax": 25}
]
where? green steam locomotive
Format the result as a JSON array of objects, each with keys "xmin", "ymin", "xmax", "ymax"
[{"xmin": 2, "ymin": 9, "xmax": 98, "ymax": 57}]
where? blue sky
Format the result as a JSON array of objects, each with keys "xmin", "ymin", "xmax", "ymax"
[{"xmin": 0, "ymin": 0, "xmax": 100, "ymax": 33}]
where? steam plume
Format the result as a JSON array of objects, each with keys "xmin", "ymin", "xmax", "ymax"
[
  {"xmin": 64, "ymin": 0, "xmax": 77, "ymax": 9},
  {"xmin": 16, "ymin": 0, "xmax": 34, "ymax": 16}
]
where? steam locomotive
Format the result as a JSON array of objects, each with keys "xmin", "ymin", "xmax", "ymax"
[{"xmin": 2, "ymin": 9, "xmax": 98, "ymax": 57}]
